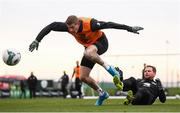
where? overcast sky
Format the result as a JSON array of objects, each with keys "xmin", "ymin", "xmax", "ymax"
[{"xmin": 0, "ymin": 0, "xmax": 180, "ymax": 85}]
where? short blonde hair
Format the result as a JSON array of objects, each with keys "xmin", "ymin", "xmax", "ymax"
[{"xmin": 65, "ymin": 15, "xmax": 78, "ymax": 25}]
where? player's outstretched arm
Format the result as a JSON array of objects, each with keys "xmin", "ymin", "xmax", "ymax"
[
  {"xmin": 91, "ymin": 19, "xmax": 144, "ymax": 34},
  {"xmin": 127, "ymin": 26, "xmax": 144, "ymax": 34},
  {"xmin": 29, "ymin": 40, "xmax": 39, "ymax": 52},
  {"xmin": 29, "ymin": 22, "xmax": 68, "ymax": 52}
]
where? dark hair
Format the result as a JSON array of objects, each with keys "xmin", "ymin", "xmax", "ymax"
[
  {"xmin": 65, "ymin": 15, "xmax": 78, "ymax": 25},
  {"xmin": 145, "ymin": 65, "xmax": 156, "ymax": 73}
]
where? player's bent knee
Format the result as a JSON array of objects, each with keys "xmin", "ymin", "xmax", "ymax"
[
  {"xmin": 84, "ymin": 51, "xmax": 90, "ymax": 59},
  {"xmin": 84, "ymin": 51, "xmax": 97, "ymax": 61},
  {"xmin": 84, "ymin": 51, "xmax": 94, "ymax": 60}
]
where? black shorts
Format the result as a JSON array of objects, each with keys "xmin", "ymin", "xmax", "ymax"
[{"xmin": 80, "ymin": 32, "xmax": 108, "ymax": 69}]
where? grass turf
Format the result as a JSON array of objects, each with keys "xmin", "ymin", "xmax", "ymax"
[{"xmin": 0, "ymin": 97, "xmax": 179, "ymax": 112}]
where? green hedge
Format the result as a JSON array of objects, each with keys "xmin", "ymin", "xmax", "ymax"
[{"xmin": 166, "ymin": 87, "xmax": 180, "ymax": 96}]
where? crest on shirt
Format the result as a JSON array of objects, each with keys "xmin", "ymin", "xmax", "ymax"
[
  {"xmin": 143, "ymin": 82, "xmax": 151, "ymax": 87},
  {"xmin": 97, "ymin": 22, "xmax": 101, "ymax": 26}
]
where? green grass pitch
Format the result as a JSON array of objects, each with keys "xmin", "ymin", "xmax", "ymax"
[{"xmin": 0, "ymin": 97, "xmax": 180, "ymax": 112}]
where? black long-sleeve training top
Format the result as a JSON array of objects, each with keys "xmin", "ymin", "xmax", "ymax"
[{"xmin": 35, "ymin": 18, "xmax": 133, "ymax": 42}]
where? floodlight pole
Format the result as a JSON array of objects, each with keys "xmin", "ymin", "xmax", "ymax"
[{"xmin": 165, "ymin": 40, "xmax": 169, "ymax": 87}]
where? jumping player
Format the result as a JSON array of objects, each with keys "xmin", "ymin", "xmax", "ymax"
[{"xmin": 29, "ymin": 15, "xmax": 143, "ymax": 105}]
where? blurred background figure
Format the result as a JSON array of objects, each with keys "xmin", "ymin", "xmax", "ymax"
[
  {"xmin": 27, "ymin": 72, "xmax": 37, "ymax": 98},
  {"xmin": 59, "ymin": 70, "xmax": 69, "ymax": 98},
  {"xmin": 72, "ymin": 61, "xmax": 83, "ymax": 98},
  {"xmin": 20, "ymin": 80, "xmax": 26, "ymax": 99}
]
